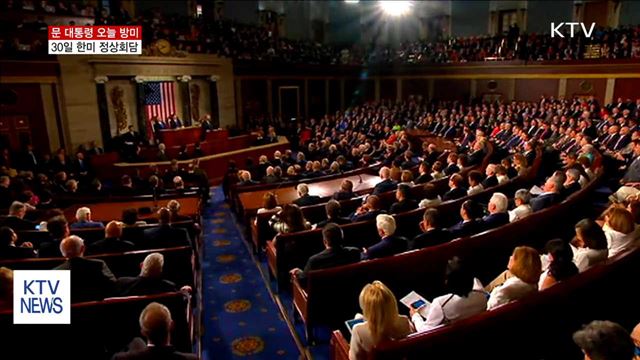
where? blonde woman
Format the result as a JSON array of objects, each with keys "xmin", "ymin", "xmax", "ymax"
[
  {"xmin": 349, "ymin": 281, "xmax": 414, "ymax": 360},
  {"xmin": 602, "ymin": 207, "xmax": 638, "ymax": 258},
  {"xmin": 487, "ymin": 246, "xmax": 542, "ymax": 310}
]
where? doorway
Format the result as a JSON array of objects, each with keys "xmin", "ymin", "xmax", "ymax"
[{"xmin": 278, "ymin": 86, "xmax": 300, "ymax": 122}]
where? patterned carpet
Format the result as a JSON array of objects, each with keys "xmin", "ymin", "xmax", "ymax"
[{"xmin": 201, "ymin": 188, "xmax": 300, "ymax": 360}]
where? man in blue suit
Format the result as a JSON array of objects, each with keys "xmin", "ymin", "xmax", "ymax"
[
  {"xmin": 447, "ymin": 200, "xmax": 483, "ymax": 239},
  {"xmin": 530, "ymin": 176, "xmax": 563, "ymax": 212},
  {"xmin": 480, "ymin": 193, "xmax": 510, "ymax": 231},
  {"xmin": 361, "ymin": 214, "xmax": 407, "ymax": 260},
  {"xmin": 371, "ymin": 166, "xmax": 397, "ymax": 195},
  {"xmin": 142, "ymin": 207, "xmax": 191, "ymax": 249},
  {"xmin": 70, "ymin": 207, "xmax": 105, "ymax": 229}
]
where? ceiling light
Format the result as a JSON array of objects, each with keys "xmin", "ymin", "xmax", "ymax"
[{"xmin": 378, "ymin": 1, "xmax": 413, "ymax": 17}]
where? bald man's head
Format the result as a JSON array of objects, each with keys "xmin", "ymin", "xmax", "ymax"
[
  {"xmin": 60, "ymin": 235, "xmax": 85, "ymax": 258},
  {"xmin": 139, "ymin": 302, "xmax": 173, "ymax": 346},
  {"xmin": 105, "ymin": 221, "xmax": 123, "ymax": 239}
]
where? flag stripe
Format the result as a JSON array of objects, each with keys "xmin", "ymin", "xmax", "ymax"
[{"xmin": 143, "ymin": 81, "xmax": 176, "ymax": 142}]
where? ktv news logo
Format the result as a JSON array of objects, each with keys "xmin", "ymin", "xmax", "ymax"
[
  {"xmin": 551, "ymin": 22, "xmax": 596, "ymax": 38},
  {"xmin": 13, "ymin": 270, "xmax": 70, "ymax": 324}
]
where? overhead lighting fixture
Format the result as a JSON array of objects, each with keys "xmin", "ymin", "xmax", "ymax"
[
  {"xmin": 378, "ymin": 1, "xmax": 413, "ymax": 17},
  {"xmin": 344, "ymin": 0, "xmax": 360, "ymax": 3}
]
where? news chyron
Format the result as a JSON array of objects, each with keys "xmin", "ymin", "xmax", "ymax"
[
  {"xmin": 48, "ymin": 25, "xmax": 142, "ymax": 55},
  {"xmin": 13, "ymin": 270, "xmax": 71, "ymax": 324}
]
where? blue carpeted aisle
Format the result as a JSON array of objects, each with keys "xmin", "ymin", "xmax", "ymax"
[{"xmin": 201, "ymin": 187, "xmax": 300, "ymax": 360}]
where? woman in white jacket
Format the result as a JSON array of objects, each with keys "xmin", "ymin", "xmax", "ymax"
[
  {"xmin": 487, "ymin": 246, "xmax": 542, "ymax": 310},
  {"xmin": 602, "ymin": 207, "xmax": 638, "ymax": 258}
]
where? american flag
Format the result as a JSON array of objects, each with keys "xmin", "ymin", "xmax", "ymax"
[{"xmin": 144, "ymin": 81, "xmax": 176, "ymax": 122}]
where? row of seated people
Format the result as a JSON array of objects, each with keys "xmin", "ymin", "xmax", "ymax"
[
  {"xmin": 0, "ymin": 271, "xmax": 196, "ymax": 360},
  {"xmin": 0, "ymin": 234, "xmax": 190, "ymax": 305},
  {"xmin": 265, "ymin": 159, "xmax": 588, "ymax": 243},
  {"xmin": 284, "ymin": 172, "xmax": 615, "ymax": 286},
  {"xmin": 0, "ymin": 148, "xmax": 209, "ymax": 210},
  {"xmin": 312, "ymin": 199, "xmax": 639, "ymax": 359},
  {"xmin": 0, "ymin": 204, "xmax": 193, "ymax": 259}
]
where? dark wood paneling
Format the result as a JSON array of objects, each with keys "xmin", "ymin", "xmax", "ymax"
[
  {"xmin": 328, "ymin": 80, "xmax": 341, "ymax": 113},
  {"xmin": 240, "ymin": 79, "xmax": 268, "ymax": 121},
  {"xmin": 566, "ymin": 78, "xmax": 607, "ymax": 103},
  {"xmin": 308, "ymin": 80, "xmax": 325, "ymax": 118},
  {"xmin": 0, "ymin": 83, "xmax": 49, "ymax": 153},
  {"xmin": 433, "ymin": 79, "xmax": 470, "ymax": 101},
  {"xmin": 613, "ymin": 78, "xmax": 640, "ymax": 101},
  {"xmin": 0, "ymin": 60, "xmax": 59, "ymax": 77},
  {"xmin": 515, "ymin": 79, "xmax": 559, "ymax": 102},
  {"xmin": 272, "ymin": 79, "xmax": 305, "ymax": 120},
  {"xmin": 380, "ymin": 79, "xmax": 397, "ymax": 101},
  {"xmin": 402, "ymin": 79, "xmax": 429, "ymax": 99}
]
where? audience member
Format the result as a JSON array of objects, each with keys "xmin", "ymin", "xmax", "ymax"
[
  {"xmin": 481, "ymin": 192, "xmax": 509, "ymax": 231},
  {"xmin": 602, "ymin": 206, "xmax": 638, "ymax": 257},
  {"xmin": 509, "ymin": 189, "xmax": 533, "ymax": 222},
  {"xmin": 389, "ymin": 184, "xmax": 418, "ymax": 214},
  {"xmin": 409, "ymin": 208, "xmax": 451, "ymax": 250},
  {"xmin": 116, "ymin": 253, "xmax": 179, "ymax": 296},
  {"xmin": 88, "ymin": 221, "xmax": 135, "ymax": 255},
  {"xmin": 573, "ymin": 321, "xmax": 634, "ymax": 360},
  {"xmin": 315, "ymin": 200, "xmax": 351, "ymax": 228},
  {"xmin": 38, "ymin": 215, "xmax": 70, "ymax": 258},
  {"xmin": 539, "ymin": 239, "xmax": 579, "ymax": 290},
  {"xmin": 70, "ymin": 207, "xmax": 105, "ymax": 229},
  {"xmin": 0, "ymin": 201, "xmax": 35, "ymax": 231},
  {"xmin": 293, "ymin": 183, "xmax": 321, "ymax": 207},
  {"xmin": 142, "ymin": 208, "xmax": 191, "ymax": 249},
  {"xmin": 448, "ymin": 200, "xmax": 482, "ymax": 239},
  {"xmin": 54, "ymin": 235, "xmax": 117, "ymax": 302},
  {"xmin": 362, "ymin": 214, "xmax": 407, "ymax": 260},
  {"xmin": 571, "ymin": 218, "xmax": 609, "ymax": 272},
  {"xmin": 0, "ymin": 226, "xmax": 35, "ymax": 259},
  {"xmin": 410, "ymin": 257, "xmax": 487, "ymax": 332},
  {"xmin": 349, "ymin": 281, "xmax": 414, "ymax": 360},
  {"xmin": 269, "ymin": 204, "xmax": 311, "ymax": 235},
  {"xmin": 487, "ymin": 246, "xmax": 542, "ymax": 310},
  {"xmin": 351, "ymin": 195, "xmax": 385, "ymax": 222}
]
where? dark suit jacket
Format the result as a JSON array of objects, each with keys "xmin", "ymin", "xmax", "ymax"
[
  {"xmin": 88, "ymin": 237, "xmax": 135, "ymax": 255},
  {"xmin": 443, "ymin": 164, "xmax": 460, "ymax": 176},
  {"xmin": 142, "ymin": 225, "xmax": 191, "ymax": 249},
  {"xmin": 116, "ymin": 276, "xmax": 177, "ymax": 296},
  {"xmin": 481, "ymin": 212, "xmax": 509, "ymax": 231},
  {"xmin": 414, "ymin": 173, "xmax": 433, "ymax": 185},
  {"xmin": 70, "ymin": 220, "xmax": 104, "ymax": 229},
  {"xmin": 442, "ymin": 187, "xmax": 468, "ymax": 201},
  {"xmin": 333, "ymin": 191, "xmax": 355, "ymax": 201},
  {"xmin": 38, "ymin": 237, "xmax": 63, "ymax": 258},
  {"xmin": 296, "ymin": 246, "xmax": 361, "ymax": 284},
  {"xmin": 468, "ymin": 150, "xmax": 484, "ymax": 166},
  {"xmin": 55, "ymin": 257, "xmax": 117, "ymax": 302},
  {"xmin": 409, "ymin": 229, "xmax": 451, "ymax": 250},
  {"xmin": 316, "ymin": 217, "xmax": 352, "ymax": 228},
  {"xmin": 481, "ymin": 175, "xmax": 498, "ymax": 189},
  {"xmin": 122, "ymin": 226, "xmax": 146, "ymax": 245},
  {"xmin": 362, "ymin": 235, "xmax": 407, "ymax": 260},
  {"xmin": 0, "ymin": 216, "xmax": 35, "ymax": 231},
  {"xmin": 350, "ymin": 209, "xmax": 384, "ymax": 223},
  {"xmin": 372, "ymin": 179, "xmax": 397, "ymax": 195},
  {"xmin": 447, "ymin": 219, "xmax": 482, "ymax": 239},
  {"xmin": 562, "ymin": 182, "xmax": 581, "ymax": 198},
  {"xmin": 293, "ymin": 194, "xmax": 322, "ymax": 207},
  {"xmin": 623, "ymin": 157, "xmax": 640, "ymax": 183},
  {"xmin": 389, "ymin": 199, "xmax": 418, "ymax": 214},
  {"xmin": 112, "ymin": 339, "xmax": 197, "ymax": 360},
  {"xmin": 530, "ymin": 193, "xmax": 560, "ymax": 212},
  {"xmin": 0, "ymin": 245, "xmax": 36, "ymax": 259}
]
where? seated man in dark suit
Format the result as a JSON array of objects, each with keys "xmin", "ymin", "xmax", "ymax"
[
  {"xmin": 530, "ymin": 176, "xmax": 563, "ymax": 212},
  {"xmin": 442, "ymin": 173, "xmax": 468, "ymax": 201},
  {"xmin": 371, "ymin": 166, "xmax": 397, "ymax": 195},
  {"xmin": 0, "ymin": 201, "xmax": 36, "ymax": 231},
  {"xmin": 447, "ymin": 200, "xmax": 483, "ymax": 239},
  {"xmin": 290, "ymin": 223, "xmax": 361, "ymax": 286},
  {"xmin": 88, "ymin": 221, "xmax": 135, "ymax": 255},
  {"xmin": 389, "ymin": 184, "xmax": 418, "ymax": 214},
  {"xmin": 116, "ymin": 253, "xmax": 179, "ymax": 296},
  {"xmin": 237, "ymin": 170, "xmax": 258, "ymax": 186},
  {"xmin": 38, "ymin": 216, "xmax": 70, "ymax": 258},
  {"xmin": 263, "ymin": 166, "xmax": 279, "ymax": 184},
  {"xmin": 333, "ymin": 179, "xmax": 356, "ymax": 201},
  {"xmin": 142, "ymin": 208, "xmax": 191, "ymax": 249},
  {"xmin": 480, "ymin": 192, "xmax": 510, "ymax": 231},
  {"xmin": 443, "ymin": 153, "xmax": 460, "ymax": 176},
  {"xmin": 413, "ymin": 161, "xmax": 433, "ymax": 185},
  {"xmin": 112, "ymin": 302, "xmax": 197, "ymax": 360},
  {"xmin": 409, "ymin": 208, "xmax": 451, "ymax": 250},
  {"xmin": 315, "ymin": 200, "xmax": 352, "ymax": 228},
  {"xmin": 563, "ymin": 168, "xmax": 582, "ymax": 198},
  {"xmin": 362, "ymin": 214, "xmax": 408, "ymax": 260},
  {"xmin": 350, "ymin": 195, "xmax": 385, "ymax": 223},
  {"xmin": 292, "ymin": 183, "xmax": 321, "ymax": 207},
  {"xmin": 481, "ymin": 164, "xmax": 499, "ymax": 189},
  {"xmin": 54, "ymin": 235, "xmax": 117, "ymax": 302},
  {"xmin": 0, "ymin": 226, "xmax": 36, "ymax": 259}
]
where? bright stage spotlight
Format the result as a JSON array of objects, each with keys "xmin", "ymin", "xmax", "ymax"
[{"xmin": 378, "ymin": 1, "xmax": 413, "ymax": 17}]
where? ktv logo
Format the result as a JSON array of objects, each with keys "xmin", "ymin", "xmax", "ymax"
[
  {"xmin": 13, "ymin": 270, "xmax": 70, "ymax": 324},
  {"xmin": 551, "ymin": 22, "xmax": 596, "ymax": 38}
]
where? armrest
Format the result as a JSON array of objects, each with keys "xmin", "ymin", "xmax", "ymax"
[
  {"xmin": 330, "ymin": 330, "xmax": 350, "ymax": 360},
  {"xmin": 291, "ymin": 274, "xmax": 308, "ymax": 320}
]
